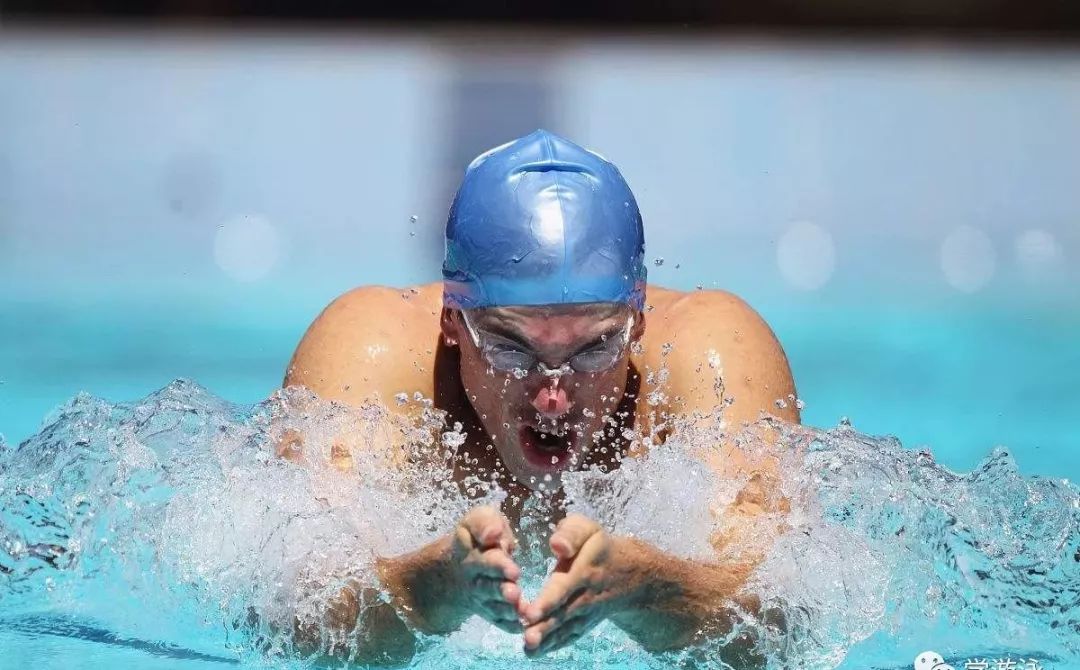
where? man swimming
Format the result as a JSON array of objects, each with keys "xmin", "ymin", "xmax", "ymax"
[{"xmin": 284, "ymin": 130, "xmax": 800, "ymax": 662}]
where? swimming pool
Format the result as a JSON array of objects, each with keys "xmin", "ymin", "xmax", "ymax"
[
  {"xmin": 3, "ymin": 28, "xmax": 1079, "ymax": 670},
  {"xmin": 2, "ymin": 285, "xmax": 1077, "ymax": 670}
]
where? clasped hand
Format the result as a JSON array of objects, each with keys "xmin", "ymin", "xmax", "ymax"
[{"xmin": 446, "ymin": 505, "xmax": 642, "ymax": 656}]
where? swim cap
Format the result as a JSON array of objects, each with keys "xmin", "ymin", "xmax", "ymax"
[{"xmin": 442, "ymin": 129, "xmax": 646, "ymax": 310}]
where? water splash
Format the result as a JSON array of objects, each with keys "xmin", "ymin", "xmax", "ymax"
[{"xmin": 0, "ymin": 381, "xmax": 1076, "ymax": 669}]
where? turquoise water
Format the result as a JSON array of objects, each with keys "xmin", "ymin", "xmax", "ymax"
[
  {"xmin": 1, "ymin": 287, "xmax": 1078, "ymax": 669},
  {"xmin": 4, "ymin": 287, "xmax": 1077, "ymax": 481},
  {"xmin": 2, "ymin": 28, "xmax": 1080, "ymax": 670}
]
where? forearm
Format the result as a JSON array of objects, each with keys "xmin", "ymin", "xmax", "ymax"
[
  {"xmin": 375, "ymin": 534, "xmax": 469, "ymax": 635},
  {"xmin": 293, "ymin": 536, "xmax": 463, "ymax": 665},
  {"xmin": 609, "ymin": 538, "xmax": 764, "ymax": 652},
  {"xmin": 294, "ymin": 580, "xmax": 417, "ymax": 667}
]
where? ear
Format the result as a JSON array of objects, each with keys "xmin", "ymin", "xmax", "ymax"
[
  {"xmin": 440, "ymin": 307, "xmax": 462, "ymax": 347},
  {"xmin": 630, "ymin": 309, "xmax": 646, "ymax": 343}
]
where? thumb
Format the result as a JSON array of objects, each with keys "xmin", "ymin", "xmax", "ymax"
[
  {"xmin": 460, "ymin": 505, "xmax": 510, "ymax": 550},
  {"xmin": 550, "ymin": 514, "xmax": 602, "ymax": 560}
]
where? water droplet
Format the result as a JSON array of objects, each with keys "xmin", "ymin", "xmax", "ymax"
[
  {"xmin": 654, "ymin": 257, "xmax": 664, "ymax": 266},
  {"xmin": 775, "ymin": 398, "xmax": 788, "ymax": 409},
  {"xmin": 409, "ymin": 214, "xmax": 419, "ymax": 223},
  {"xmin": 394, "ymin": 392, "xmax": 408, "ymax": 406},
  {"xmin": 795, "ymin": 398, "xmax": 806, "ymax": 410},
  {"xmin": 442, "ymin": 430, "xmax": 466, "ymax": 449}
]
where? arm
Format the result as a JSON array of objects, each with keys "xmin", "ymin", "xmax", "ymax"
[
  {"xmin": 281, "ymin": 288, "xmax": 526, "ymax": 660},
  {"xmin": 293, "ymin": 507, "xmax": 526, "ymax": 664},
  {"xmin": 522, "ymin": 483, "xmax": 787, "ymax": 665}
]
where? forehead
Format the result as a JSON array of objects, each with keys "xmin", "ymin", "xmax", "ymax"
[{"xmin": 469, "ymin": 303, "xmax": 630, "ymax": 338}]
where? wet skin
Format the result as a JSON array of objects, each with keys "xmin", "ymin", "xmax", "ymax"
[{"xmin": 285, "ymin": 282, "xmax": 800, "ymax": 658}]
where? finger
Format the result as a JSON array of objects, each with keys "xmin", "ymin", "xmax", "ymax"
[
  {"xmin": 460, "ymin": 505, "xmax": 506, "ymax": 549},
  {"xmin": 522, "ymin": 609, "xmax": 586, "ymax": 654},
  {"xmin": 466, "ymin": 547, "xmax": 520, "ymax": 581},
  {"xmin": 469, "ymin": 575, "xmax": 512, "ymax": 602},
  {"xmin": 534, "ymin": 616, "xmax": 590, "ymax": 656},
  {"xmin": 490, "ymin": 615, "xmax": 524, "ymax": 634},
  {"xmin": 549, "ymin": 514, "xmax": 602, "ymax": 560},
  {"xmin": 522, "ymin": 616, "xmax": 558, "ymax": 651},
  {"xmin": 500, "ymin": 515, "xmax": 517, "ymax": 555},
  {"xmin": 524, "ymin": 572, "xmax": 583, "ymax": 624},
  {"xmin": 488, "ymin": 613, "xmax": 524, "ymax": 635},
  {"xmin": 500, "ymin": 580, "xmax": 522, "ymax": 605},
  {"xmin": 479, "ymin": 597, "xmax": 524, "ymax": 629}
]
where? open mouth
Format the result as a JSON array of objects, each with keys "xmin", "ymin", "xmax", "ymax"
[{"xmin": 518, "ymin": 424, "xmax": 577, "ymax": 471}]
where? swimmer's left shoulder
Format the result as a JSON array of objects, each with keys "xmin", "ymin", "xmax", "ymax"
[
  {"xmin": 661, "ymin": 288, "xmax": 784, "ymax": 365},
  {"xmin": 650, "ymin": 287, "xmax": 764, "ymax": 329},
  {"xmin": 647, "ymin": 288, "xmax": 801, "ymax": 424}
]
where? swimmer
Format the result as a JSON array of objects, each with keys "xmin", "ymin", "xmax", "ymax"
[{"xmin": 284, "ymin": 130, "xmax": 799, "ymax": 663}]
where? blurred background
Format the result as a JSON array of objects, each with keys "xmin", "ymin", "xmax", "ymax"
[{"xmin": 1, "ymin": 2, "xmax": 1078, "ymax": 482}]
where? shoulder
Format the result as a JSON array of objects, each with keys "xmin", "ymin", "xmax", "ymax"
[
  {"xmin": 645, "ymin": 286, "xmax": 777, "ymax": 351},
  {"xmin": 654, "ymin": 286, "xmax": 761, "ymax": 323},
  {"xmin": 284, "ymin": 283, "xmax": 441, "ymax": 405},
  {"xmin": 638, "ymin": 286, "xmax": 800, "ymax": 425},
  {"xmin": 314, "ymin": 283, "xmax": 441, "ymax": 321}
]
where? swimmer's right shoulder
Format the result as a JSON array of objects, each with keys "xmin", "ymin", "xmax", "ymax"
[{"xmin": 283, "ymin": 283, "xmax": 441, "ymax": 405}]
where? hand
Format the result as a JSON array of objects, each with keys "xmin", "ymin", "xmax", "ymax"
[
  {"xmin": 520, "ymin": 514, "xmax": 642, "ymax": 656},
  {"xmin": 379, "ymin": 505, "xmax": 524, "ymax": 635},
  {"xmin": 449, "ymin": 505, "xmax": 525, "ymax": 632}
]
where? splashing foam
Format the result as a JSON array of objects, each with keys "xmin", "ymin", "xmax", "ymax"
[{"xmin": 0, "ymin": 380, "xmax": 1076, "ymax": 669}]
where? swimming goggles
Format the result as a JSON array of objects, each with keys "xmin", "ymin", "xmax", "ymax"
[{"xmin": 460, "ymin": 310, "xmax": 634, "ymax": 377}]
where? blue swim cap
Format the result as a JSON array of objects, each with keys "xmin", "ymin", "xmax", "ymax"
[{"xmin": 442, "ymin": 129, "xmax": 646, "ymax": 310}]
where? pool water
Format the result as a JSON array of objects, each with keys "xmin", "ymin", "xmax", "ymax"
[
  {"xmin": 1, "ymin": 290, "xmax": 1077, "ymax": 670},
  {"xmin": 3, "ymin": 26, "xmax": 1080, "ymax": 669}
]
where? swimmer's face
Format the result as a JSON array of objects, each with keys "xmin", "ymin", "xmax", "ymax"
[{"xmin": 443, "ymin": 303, "xmax": 643, "ymax": 491}]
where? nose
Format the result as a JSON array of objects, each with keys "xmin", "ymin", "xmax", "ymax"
[{"xmin": 530, "ymin": 379, "xmax": 574, "ymax": 419}]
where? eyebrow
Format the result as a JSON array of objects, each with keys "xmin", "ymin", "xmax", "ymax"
[
  {"xmin": 477, "ymin": 319, "xmax": 626, "ymax": 351},
  {"xmin": 480, "ymin": 322, "xmax": 534, "ymax": 345}
]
